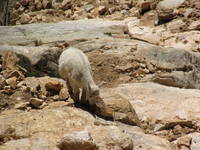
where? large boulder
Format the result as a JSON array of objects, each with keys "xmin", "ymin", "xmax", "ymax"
[
  {"xmin": 93, "ymin": 92, "xmax": 140, "ymax": 126},
  {"xmin": 134, "ymin": 44, "xmax": 200, "ymax": 89},
  {"xmin": 24, "ymin": 76, "xmax": 69, "ymax": 101},
  {"xmin": 117, "ymin": 123, "xmax": 171, "ymax": 150},
  {"xmin": 101, "ymin": 82, "xmax": 200, "ymax": 126},
  {"xmin": 0, "ymin": 45, "xmax": 63, "ymax": 77},
  {"xmin": 156, "ymin": 0, "xmax": 186, "ymax": 24},
  {"xmin": 157, "ymin": 0, "xmax": 186, "ymax": 11},
  {"xmin": 0, "ymin": 99, "xmax": 173, "ymax": 150},
  {"xmin": 0, "ymin": 19, "xmax": 126, "ymax": 46},
  {"xmin": 58, "ymin": 126, "xmax": 134, "ymax": 150},
  {"xmin": 90, "ymin": 126, "xmax": 133, "ymax": 150},
  {"xmin": 0, "ymin": 107, "xmax": 95, "ymax": 149},
  {"xmin": 172, "ymin": 132, "xmax": 200, "ymax": 150}
]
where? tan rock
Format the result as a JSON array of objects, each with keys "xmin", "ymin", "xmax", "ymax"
[
  {"xmin": 98, "ymin": 6, "xmax": 107, "ymax": 15},
  {"xmin": 30, "ymin": 98, "xmax": 44, "ymax": 108},
  {"xmin": 57, "ymin": 131, "xmax": 98, "ymax": 150},
  {"xmin": 172, "ymin": 132, "xmax": 200, "ymax": 150},
  {"xmin": 0, "ymin": 107, "xmax": 95, "ymax": 149},
  {"xmin": 90, "ymin": 126, "xmax": 133, "ymax": 150},
  {"xmin": 94, "ymin": 92, "xmax": 140, "ymax": 126},
  {"xmin": 61, "ymin": 0, "xmax": 71, "ymax": 10},
  {"xmin": 2, "ymin": 70, "xmax": 24, "ymax": 81},
  {"xmin": 24, "ymin": 77, "xmax": 69, "ymax": 99},
  {"xmin": 14, "ymin": 102, "xmax": 29, "ymax": 110},
  {"xmin": 0, "ymin": 51, "xmax": 19, "ymax": 71},
  {"xmin": 156, "ymin": 0, "xmax": 186, "ymax": 24},
  {"xmin": 42, "ymin": 0, "xmax": 51, "ymax": 9},
  {"xmin": 129, "ymin": 7, "xmax": 140, "ymax": 17},
  {"xmin": 19, "ymin": 13, "xmax": 31, "ymax": 24},
  {"xmin": 157, "ymin": 0, "xmax": 186, "ymax": 11},
  {"xmin": 64, "ymin": 10, "xmax": 72, "ymax": 17},
  {"xmin": 0, "ymin": 75, "xmax": 6, "ymax": 90},
  {"xmin": 166, "ymin": 19, "xmax": 187, "ymax": 33},
  {"xmin": 5, "ymin": 77, "xmax": 17, "ymax": 89},
  {"xmin": 176, "ymin": 136, "xmax": 191, "ymax": 148},
  {"xmin": 45, "ymin": 100, "xmax": 74, "ymax": 109},
  {"xmin": 59, "ymin": 87, "xmax": 69, "ymax": 100},
  {"xmin": 137, "ymin": 0, "xmax": 152, "ymax": 13},
  {"xmin": 188, "ymin": 20, "xmax": 200, "ymax": 30},
  {"xmin": 131, "ymin": 131, "xmax": 171, "ymax": 150},
  {"xmin": 102, "ymin": 82, "xmax": 200, "ymax": 126},
  {"xmin": 34, "ymin": 0, "xmax": 43, "ymax": 10},
  {"xmin": 140, "ymin": 10, "xmax": 158, "ymax": 27},
  {"xmin": 45, "ymin": 79, "xmax": 62, "ymax": 93},
  {"xmin": 52, "ymin": 0, "xmax": 61, "ymax": 9},
  {"xmin": 84, "ymin": 4, "xmax": 94, "ymax": 12},
  {"xmin": 127, "ymin": 18, "xmax": 164, "ymax": 45},
  {"xmin": 20, "ymin": 0, "xmax": 29, "ymax": 6},
  {"xmin": 164, "ymin": 31, "xmax": 200, "ymax": 52}
]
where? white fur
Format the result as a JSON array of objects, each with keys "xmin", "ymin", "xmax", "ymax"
[{"xmin": 58, "ymin": 47, "xmax": 99, "ymax": 104}]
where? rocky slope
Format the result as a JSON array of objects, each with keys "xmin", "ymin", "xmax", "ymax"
[{"xmin": 0, "ymin": 0, "xmax": 200, "ymax": 150}]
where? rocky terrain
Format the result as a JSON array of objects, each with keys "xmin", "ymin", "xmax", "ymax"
[{"xmin": 0, "ymin": 0, "xmax": 200, "ymax": 150}]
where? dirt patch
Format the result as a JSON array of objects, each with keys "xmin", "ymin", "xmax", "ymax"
[
  {"xmin": 87, "ymin": 50, "xmax": 149, "ymax": 88},
  {"xmin": 87, "ymin": 50, "xmax": 122, "ymax": 88},
  {"xmin": 0, "ymin": 90, "xmax": 32, "ymax": 112}
]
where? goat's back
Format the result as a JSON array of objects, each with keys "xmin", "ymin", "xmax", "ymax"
[{"xmin": 58, "ymin": 47, "xmax": 91, "ymax": 79}]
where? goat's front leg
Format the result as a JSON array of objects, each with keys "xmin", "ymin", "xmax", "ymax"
[
  {"xmin": 72, "ymin": 84, "xmax": 80, "ymax": 102},
  {"xmin": 81, "ymin": 88, "xmax": 87, "ymax": 104},
  {"xmin": 66, "ymin": 78, "xmax": 73, "ymax": 97}
]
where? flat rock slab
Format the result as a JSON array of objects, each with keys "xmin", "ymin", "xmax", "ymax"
[
  {"xmin": 100, "ymin": 82, "xmax": 200, "ymax": 123},
  {"xmin": 0, "ymin": 19, "xmax": 126, "ymax": 46}
]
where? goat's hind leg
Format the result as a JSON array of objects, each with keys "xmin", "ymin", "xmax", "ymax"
[{"xmin": 67, "ymin": 78, "xmax": 80, "ymax": 102}]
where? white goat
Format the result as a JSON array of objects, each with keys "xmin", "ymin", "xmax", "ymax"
[{"xmin": 58, "ymin": 47, "xmax": 99, "ymax": 104}]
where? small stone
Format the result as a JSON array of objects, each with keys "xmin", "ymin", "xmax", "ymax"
[
  {"xmin": 42, "ymin": 0, "xmax": 51, "ymax": 9},
  {"xmin": 61, "ymin": 0, "xmax": 71, "ymax": 10},
  {"xmin": 14, "ymin": 102, "xmax": 29, "ymax": 110},
  {"xmin": 4, "ymin": 85, "xmax": 11, "ymax": 90},
  {"xmin": 51, "ymin": 95, "xmax": 60, "ymax": 101},
  {"xmin": 59, "ymin": 88, "xmax": 69, "ymax": 100},
  {"xmin": 19, "ymin": 13, "xmax": 31, "ymax": 24},
  {"xmin": 137, "ymin": 0, "xmax": 152, "ymax": 13},
  {"xmin": 98, "ymin": 6, "xmax": 107, "ymax": 15},
  {"xmin": 5, "ymin": 77, "xmax": 17, "ymax": 89},
  {"xmin": 177, "ymin": 136, "xmax": 191, "ymax": 147},
  {"xmin": 3, "ymin": 70, "xmax": 24, "ymax": 81},
  {"xmin": 84, "ymin": 4, "xmax": 94, "ymax": 12},
  {"xmin": 30, "ymin": 98, "xmax": 44, "ymax": 108},
  {"xmin": 39, "ymin": 102, "xmax": 48, "ymax": 109},
  {"xmin": 35, "ymin": 0, "xmax": 43, "ymax": 10},
  {"xmin": 64, "ymin": 10, "xmax": 72, "ymax": 17},
  {"xmin": 129, "ymin": 7, "xmax": 140, "ymax": 17},
  {"xmin": 45, "ymin": 80, "xmax": 62, "ymax": 92},
  {"xmin": 16, "ymin": 81, "xmax": 25, "ymax": 88}
]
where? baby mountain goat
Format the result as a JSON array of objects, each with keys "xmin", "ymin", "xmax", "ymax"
[{"xmin": 58, "ymin": 47, "xmax": 99, "ymax": 104}]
